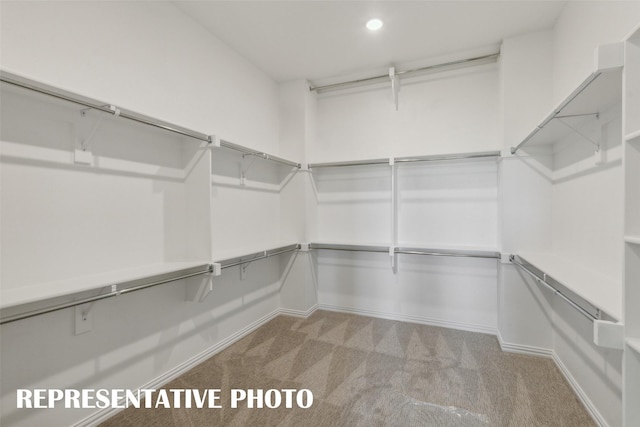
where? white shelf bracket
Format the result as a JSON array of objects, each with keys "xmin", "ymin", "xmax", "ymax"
[
  {"xmin": 555, "ymin": 114, "xmax": 604, "ymax": 164},
  {"xmin": 593, "ymin": 320, "xmax": 624, "ymax": 350},
  {"xmin": 390, "ymin": 67, "xmax": 400, "ymax": 111},
  {"xmin": 240, "ymin": 154, "xmax": 259, "ymax": 185},
  {"xmin": 185, "ymin": 263, "xmax": 220, "ymax": 303},
  {"xmin": 389, "ymin": 246, "xmax": 397, "ymax": 272}
]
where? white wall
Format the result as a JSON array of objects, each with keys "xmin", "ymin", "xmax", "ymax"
[
  {"xmin": 552, "ymin": 1, "xmax": 640, "ymax": 106},
  {"xmin": 497, "ymin": 6, "xmax": 638, "ymax": 426},
  {"xmin": 0, "ymin": 2, "xmax": 286, "ymax": 426},
  {"xmin": 313, "ymin": 63, "xmax": 500, "ymax": 162},
  {"xmin": 311, "ymin": 62, "xmax": 501, "ymax": 333},
  {"xmin": 0, "ymin": 0, "xmax": 280, "ymax": 151}
]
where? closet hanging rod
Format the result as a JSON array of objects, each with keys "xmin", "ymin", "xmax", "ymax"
[
  {"xmin": 217, "ymin": 244, "xmax": 301, "ymax": 270},
  {"xmin": 0, "ymin": 71, "xmax": 213, "ymax": 144},
  {"xmin": 509, "ymin": 255, "xmax": 601, "ymax": 322},
  {"xmin": 219, "ymin": 140, "xmax": 301, "ymax": 168},
  {"xmin": 309, "ymin": 243, "xmax": 500, "ymax": 259},
  {"xmin": 396, "ymin": 247, "xmax": 500, "ymax": 259},
  {"xmin": 0, "ymin": 264, "xmax": 213, "ymax": 325},
  {"xmin": 308, "ymin": 151, "xmax": 501, "ymax": 169},
  {"xmin": 395, "ymin": 151, "xmax": 501, "ymax": 164},
  {"xmin": 309, "ymin": 243, "xmax": 390, "ymax": 253},
  {"xmin": 309, "ymin": 52, "xmax": 500, "ymax": 93}
]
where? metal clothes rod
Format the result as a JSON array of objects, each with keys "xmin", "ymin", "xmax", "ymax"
[
  {"xmin": 309, "ymin": 243, "xmax": 500, "ymax": 259},
  {"xmin": 310, "ymin": 52, "xmax": 500, "ymax": 93},
  {"xmin": 0, "ymin": 264, "xmax": 213, "ymax": 325},
  {"xmin": 309, "ymin": 243, "xmax": 390, "ymax": 254},
  {"xmin": 0, "ymin": 70, "xmax": 213, "ymax": 144},
  {"xmin": 309, "ymin": 151, "xmax": 501, "ymax": 169},
  {"xmin": 510, "ymin": 72, "xmax": 602, "ymax": 154},
  {"xmin": 395, "ymin": 151, "xmax": 501, "ymax": 164},
  {"xmin": 509, "ymin": 255, "xmax": 599, "ymax": 322},
  {"xmin": 219, "ymin": 140, "xmax": 301, "ymax": 169},
  {"xmin": 217, "ymin": 244, "xmax": 301, "ymax": 269},
  {"xmin": 396, "ymin": 247, "xmax": 500, "ymax": 259}
]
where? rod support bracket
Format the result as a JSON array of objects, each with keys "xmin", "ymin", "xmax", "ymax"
[{"xmin": 593, "ymin": 320, "xmax": 624, "ymax": 349}]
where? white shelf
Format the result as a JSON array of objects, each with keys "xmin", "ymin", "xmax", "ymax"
[
  {"xmin": 0, "ymin": 70, "xmax": 212, "ymax": 144},
  {"xmin": 626, "ymin": 129, "xmax": 640, "ymax": 144},
  {"xmin": 628, "ymin": 338, "xmax": 640, "ymax": 355},
  {"xmin": 518, "ymin": 252, "xmax": 621, "ymax": 321},
  {"xmin": 625, "ymin": 235, "xmax": 640, "ymax": 245},
  {"xmin": 512, "ymin": 43, "xmax": 623, "ymax": 154},
  {"xmin": 0, "ymin": 261, "xmax": 211, "ymax": 311}
]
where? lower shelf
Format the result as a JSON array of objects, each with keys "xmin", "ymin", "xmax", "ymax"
[
  {"xmin": 627, "ymin": 338, "xmax": 640, "ymax": 355},
  {"xmin": 0, "ymin": 261, "xmax": 212, "ymax": 324},
  {"xmin": 514, "ymin": 252, "xmax": 621, "ymax": 322}
]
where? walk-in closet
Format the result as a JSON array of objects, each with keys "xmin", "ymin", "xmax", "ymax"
[{"xmin": 1, "ymin": 1, "xmax": 639, "ymax": 426}]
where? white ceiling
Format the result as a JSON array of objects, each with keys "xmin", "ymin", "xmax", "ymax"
[{"xmin": 174, "ymin": 1, "xmax": 566, "ymax": 84}]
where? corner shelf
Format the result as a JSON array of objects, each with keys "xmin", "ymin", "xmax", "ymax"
[
  {"xmin": 628, "ymin": 338, "xmax": 640, "ymax": 355},
  {"xmin": 511, "ymin": 43, "xmax": 623, "ymax": 154},
  {"xmin": 0, "ymin": 261, "xmax": 213, "ymax": 324},
  {"xmin": 625, "ymin": 235, "xmax": 640, "ymax": 245},
  {"xmin": 625, "ymin": 129, "xmax": 640, "ymax": 144}
]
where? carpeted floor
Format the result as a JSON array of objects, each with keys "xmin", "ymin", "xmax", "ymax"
[{"xmin": 101, "ymin": 310, "xmax": 595, "ymax": 426}]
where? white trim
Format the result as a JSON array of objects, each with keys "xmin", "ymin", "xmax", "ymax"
[
  {"xmin": 318, "ymin": 303, "xmax": 497, "ymax": 335},
  {"xmin": 551, "ymin": 352, "xmax": 609, "ymax": 427},
  {"xmin": 73, "ymin": 308, "xmax": 283, "ymax": 427},
  {"xmin": 496, "ymin": 329, "xmax": 553, "ymax": 358},
  {"xmin": 497, "ymin": 332, "xmax": 608, "ymax": 427},
  {"xmin": 279, "ymin": 304, "xmax": 318, "ymax": 318}
]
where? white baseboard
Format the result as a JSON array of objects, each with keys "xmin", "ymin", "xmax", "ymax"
[
  {"xmin": 74, "ymin": 308, "xmax": 283, "ymax": 427},
  {"xmin": 318, "ymin": 303, "xmax": 497, "ymax": 336},
  {"xmin": 496, "ymin": 329, "xmax": 553, "ymax": 358},
  {"xmin": 279, "ymin": 304, "xmax": 318, "ymax": 318},
  {"xmin": 497, "ymin": 331, "xmax": 608, "ymax": 427},
  {"xmin": 551, "ymin": 352, "xmax": 608, "ymax": 427}
]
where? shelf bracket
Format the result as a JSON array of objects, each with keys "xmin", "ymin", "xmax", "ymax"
[
  {"xmin": 389, "ymin": 246, "xmax": 397, "ymax": 272},
  {"xmin": 185, "ymin": 263, "xmax": 220, "ymax": 303},
  {"xmin": 390, "ymin": 66, "xmax": 400, "ymax": 111},
  {"xmin": 240, "ymin": 260, "xmax": 253, "ymax": 281},
  {"xmin": 240, "ymin": 154, "xmax": 259, "ymax": 185}
]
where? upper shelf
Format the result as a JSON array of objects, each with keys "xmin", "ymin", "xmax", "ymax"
[
  {"xmin": 0, "ymin": 70, "xmax": 213, "ymax": 145},
  {"xmin": 511, "ymin": 43, "xmax": 624, "ymax": 154},
  {"xmin": 309, "ymin": 151, "xmax": 501, "ymax": 169}
]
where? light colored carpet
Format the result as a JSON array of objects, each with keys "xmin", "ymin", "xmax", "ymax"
[{"xmin": 101, "ymin": 310, "xmax": 595, "ymax": 426}]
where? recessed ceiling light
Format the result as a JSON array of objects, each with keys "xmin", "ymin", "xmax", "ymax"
[{"xmin": 366, "ymin": 18, "xmax": 383, "ymax": 31}]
